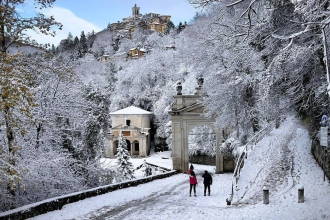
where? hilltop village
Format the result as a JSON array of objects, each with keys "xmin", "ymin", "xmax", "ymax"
[
  {"xmin": 110, "ymin": 4, "xmax": 172, "ymax": 35},
  {"xmin": 54, "ymin": 4, "xmax": 179, "ymax": 60}
]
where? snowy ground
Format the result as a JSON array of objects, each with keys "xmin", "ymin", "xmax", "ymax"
[
  {"xmin": 30, "ymin": 117, "xmax": 330, "ymax": 220},
  {"xmin": 100, "ymin": 151, "xmax": 173, "ymax": 170},
  {"xmin": 100, "ymin": 151, "xmax": 172, "ymax": 178}
]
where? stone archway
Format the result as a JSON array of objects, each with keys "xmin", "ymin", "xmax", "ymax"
[
  {"xmin": 133, "ymin": 140, "xmax": 140, "ymax": 156},
  {"xmin": 169, "ymin": 78, "xmax": 224, "ymax": 173},
  {"xmin": 188, "ymin": 125, "xmax": 216, "ymax": 165},
  {"xmin": 126, "ymin": 140, "xmax": 131, "ymax": 153}
]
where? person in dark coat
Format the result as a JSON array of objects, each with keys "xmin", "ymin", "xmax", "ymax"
[
  {"xmin": 189, "ymin": 170, "xmax": 198, "ymax": 197},
  {"xmin": 202, "ymin": 170, "xmax": 212, "ymax": 196}
]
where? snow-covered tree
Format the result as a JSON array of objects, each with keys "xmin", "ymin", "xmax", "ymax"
[
  {"xmin": 142, "ymin": 160, "xmax": 152, "ymax": 177},
  {"xmin": 0, "ymin": 0, "xmax": 61, "ymax": 198},
  {"xmin": 188, "ymin": 125, "xmax": 216, "ymax": 157},
  {"xmin": 115, "ymin": 135, "xmax": 135, "ymax": 182},
  {"xmin": 0, "ymin": 54, "xmax": 87, "ymax": 211}
]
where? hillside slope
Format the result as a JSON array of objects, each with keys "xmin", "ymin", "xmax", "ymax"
[
  {"xmin": 29, "ymin": 116, "xmax": 330, "ymax": 220},
  {"xmin": 232, "ymin": 116, "xmax": 330, "ymax": 217}
]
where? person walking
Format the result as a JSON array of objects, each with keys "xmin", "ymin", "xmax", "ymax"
[
  {"xmin": 189, "ymin": 170, "xmax": 197, "ymax": 197},
  {"xmin": 202, "ymin": 170, "xmax": 212, "ymax": 196}
]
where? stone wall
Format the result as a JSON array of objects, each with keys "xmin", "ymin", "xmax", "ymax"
[
  {"xmin": 189, "ymin": 155, "xmax": 215, "ymax": 165},
  {"xmin": 0, "ymin": 170, "xmax": 178, "ymax": 220},
  {"xmin": 311, "ymin": 138, "xmax": 330, "ymax": 180},
  {"xmin": 112, "ymin": 114, "xmax": 151, "ymax": 128},
  {"xmin": 189, "ymin": 155, "xmax": 235, "ymax": 172}
]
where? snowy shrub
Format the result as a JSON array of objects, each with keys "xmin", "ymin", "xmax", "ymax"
[
  {"xmin": 220, "ymin": 137, "xmax": 240, "ymax": 158},
  {"xmin": 142, "ymin": 160, "xmax": 153, "ymax": 177},
  {"xmin": 0, "ymin": 146, "xmax": 85, "ymax": 212}
]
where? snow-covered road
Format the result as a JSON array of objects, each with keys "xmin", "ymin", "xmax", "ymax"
[
  {"xmin": 78, "ymin": 171, "xmax": 234, "ymax": 220},
  {"xmin": 31, "ymin": 117, "xmax": 330, "ymax": 220},
  {"xmin": 31, "ymin": 168, "xmax": 330, "ymax": 220},
  {"xmin": 31, "ymin": 169, "xmax": 238, "ymax": 220}
]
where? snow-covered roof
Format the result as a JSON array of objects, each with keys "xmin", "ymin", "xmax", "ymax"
[
  {"xmin": 110, "ymin": 106, "xmax": 152, "ymax": 115},
  {"xmin": 165, "ymin": 45, "xmax": 175, "ymax": 48}
]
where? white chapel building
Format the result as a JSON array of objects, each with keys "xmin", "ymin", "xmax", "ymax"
[{"xmin": 105, "ymin": 106, "xmax": 152, "ymax": 157}]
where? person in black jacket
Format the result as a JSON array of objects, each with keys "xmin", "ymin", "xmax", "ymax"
[{"xmin": 202, "ymin": 170, "xmax": 212, "ymax": 196}]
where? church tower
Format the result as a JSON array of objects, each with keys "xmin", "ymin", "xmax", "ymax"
[{"xmin": 132, "ymin": 4, "xmax": 140, "ymax": 18}]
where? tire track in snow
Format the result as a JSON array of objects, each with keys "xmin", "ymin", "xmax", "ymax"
[{"xmin": 75, "ymin": 177, "xmax": 187, "ymax": 220}]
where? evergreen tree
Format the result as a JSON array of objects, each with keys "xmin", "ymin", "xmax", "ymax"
[
  {"xmin": 87, "ymin": 30, "xmax": 96, "ymax": 48},
  {"xmin": 67, "ymin": 32, "xmax": 74, "ymax": 49},
  {"xmin": 115, "ymin": 135, "xmax": 135, "ymax": 182},
  {"xmin": 165, "ymin": 21, "xmax": 175, "ymax": 34},
  {"xmin": 59, "ymin": 32, "xmax": 75, "ymax": 51},
  {"xmin": 73, "ymin": 36, "xmax": 79, "ymax": 48},
  {"xmin": 79, "ymin": 31, "xmax": 88, "ymax": 56},
  {"xmin": 177, "ymin": 22, "xmax": 186, "ymax": 33},
  {"xmin": 67, "ymin": 32, "xmax": 73, "ymax": 43},
  {"xmin": 50, "ymin": 44, "xmax": 56, "ymax": 54}
]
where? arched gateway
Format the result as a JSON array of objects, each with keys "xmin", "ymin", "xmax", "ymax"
[{"xmin": 169, "ymin": 78, "xmax": 224, "ymax": 173}]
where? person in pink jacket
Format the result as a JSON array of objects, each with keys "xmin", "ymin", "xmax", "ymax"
[{"xmin": 189, "ymin": 170, "xmax": 198, "ymax": 196}]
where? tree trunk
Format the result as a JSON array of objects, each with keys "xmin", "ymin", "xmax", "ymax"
[
  {"xmin": 235, "ymin": 107, "xmax": 240, "ymax": 139},
  {"xmin": 252, "ymin": 116, "xmax": 260, "ymax": 132},
  {"xmin": 4, "ymin": 107, "xmax": 15, "ymax": 158},
  {"xmin": 36, "ymin": 123, "xmax": 43, "ymax": 148},
  {"xmin": 0, "ymin": 0, "xmax": 7, "ymax": 53},
  {"xmin": 4, "ymin": 106, "xmax": 16, "ymax": 196}
]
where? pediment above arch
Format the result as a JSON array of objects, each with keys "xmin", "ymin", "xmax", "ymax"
[{"xmin": 170, "ymin": 102, "xmax": 205, "ymax": 115}]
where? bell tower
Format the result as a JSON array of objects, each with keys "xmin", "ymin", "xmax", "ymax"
[{"xmin": 132, "ymin": 4, "xmax": 140, "ymax": 18}]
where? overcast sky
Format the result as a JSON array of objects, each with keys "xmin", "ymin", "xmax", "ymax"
[{"xmin": 21, "ymin": 0, "xmax": 198, "ymax": 46}]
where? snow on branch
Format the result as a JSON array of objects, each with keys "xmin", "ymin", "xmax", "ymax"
[{"xmin": 271, "ymin": 26, "xmax": 317, "ymax": 40}]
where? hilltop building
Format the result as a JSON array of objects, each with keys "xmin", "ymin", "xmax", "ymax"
[
  {"xmin": 105, "ymin": 106, "xmax": 152, "ymax": 157},
  {"xmin": 109, "ymin": 4, "xmax": 171, "ymax": 34},
  {"xmin": 127, "ymin": 47, "xmax": 147, "ymax": 58},
  {"xmin": 98, "ymin": 54, "xmax": 110, "ymax": 62}
]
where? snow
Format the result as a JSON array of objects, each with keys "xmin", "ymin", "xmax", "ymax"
[
  {"xmin": 100, "ymin": 151, "xmax": 172, "ymax": 171},
  {"xmin": 100, "ymin": 151, "xmax": 172, "ymax": 179},
  {"xmin": 28, "ymin": 116, "xmax": 330, "ymax": 220},
  {"xmin": 109, "ymin": 106, "xmax": 152, "ymax": 115}
]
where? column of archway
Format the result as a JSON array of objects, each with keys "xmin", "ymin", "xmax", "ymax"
[
  {"xmin": 182, "ymin": 120, "xmax": 189, "ymax": 172},
  {"xmin": 206, "ymin": 124, "xmax": 224, "ymax": 174},
  {"xmin": 215, "ymin": 129, "xmax": 224, "ymax": 173},
  {"xmin": 172, "ymin": 117, "xmax": 186, "ymax": 171}
]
